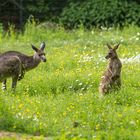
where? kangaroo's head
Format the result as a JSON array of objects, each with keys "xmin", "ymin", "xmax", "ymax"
[
  {"xmin": 105, "ymin": 44, "xmax": 120, "ymax": 59},
  {"xmin": 32, "ymin": 42, "xmax": 46, "ymax": 62}
]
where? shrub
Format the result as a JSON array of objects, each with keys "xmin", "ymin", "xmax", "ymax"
[{"xmin": 60, "ymin": 0, "xmax": 140, "ymax": 28}]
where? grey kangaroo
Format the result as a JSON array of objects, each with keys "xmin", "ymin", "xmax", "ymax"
[
  {"xmin": 99, "ymin": 44, "xmax": 122, "ymax": 96},
  {"xmin": 0, "ymin": 42, "xmax": 46, "ymax": 90},
  {"xmin": 0, "ymin": 55, "xmax": 23, "ymax": 90}
]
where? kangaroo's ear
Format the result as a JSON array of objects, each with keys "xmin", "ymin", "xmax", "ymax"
[
  {"xmin": 113, "ymin": 43, "xmax": 120, "ymax": 50},
  {"xmin": 40, "ymin": 42, "xmax": 46, "ymax": 51},
  {"xmin": 106, "ymin": 43, "xmax": 112, "ymax": 49},
  {"xmin": 31, "ymin": 44, "xmax": 39, "ymax": 52}
]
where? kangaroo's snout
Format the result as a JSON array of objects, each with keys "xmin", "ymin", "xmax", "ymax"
[
  {"xmin": 42, "ymin": 58, "xmax": 46, "ymax": 62},
  {"xmin": 105, "ymin": 55, "xmax": 109, "ymax": 59},
  {"xmin": 41, "ymin": 55, "xmax": 46, "ymax": 62}
]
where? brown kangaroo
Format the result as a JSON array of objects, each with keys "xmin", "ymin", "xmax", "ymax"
[
  {"xmin": 99, "ymin": 44, "xmax": 122, "ymax": 96},
  {"xmin": 0, "ymin": 42, "xmax": 46, "ymax": 90},
  {"xmin": 0, "ymin": 56, "xmax": 24, "ymax": 90}
]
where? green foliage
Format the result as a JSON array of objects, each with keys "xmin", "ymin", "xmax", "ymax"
[
  {"xmin": 60, "ymin": 0, "xmax": 140, "ymax": 28},
  {"xmin": 23, "ymin": 0, "xmax": 68, "ymax": 21},
  {"xmin": 1, "ymin": 0, "xmax": 140, "ymax": 29},
  {"xmin": 0, "ymin": 23, "xmax": 140, "ymax": 139},
  {"xmin": 0, "ymin": 23, "xmax": 3, "ymax": 45}
]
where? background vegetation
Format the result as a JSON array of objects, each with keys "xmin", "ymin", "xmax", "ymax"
[
  {"xmin": 0, "ymin": 21, "xmax": 140, "ymax": 139},
  {"xmin": 60, "ymin": 0, "xmax": 140, "ymax": 28},
  {"xmin": 0, "ymin": 0, "xmax": 140, "ymax": 139},
  {"xmin": 0, "ymin": 0, "xmax": 140, "ymax": 28}
]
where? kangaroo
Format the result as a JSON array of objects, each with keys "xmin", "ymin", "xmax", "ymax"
[
  {"xmin": 0, "ymin": 42, "xmax": 46, "ymax": 90},
  {"xmin": 0, "ymin": 56, "xmax": 24, "ymax": 90},
  {"xmin": 99, "ymin": 44, "xmax": 122, "ymax": 96}
]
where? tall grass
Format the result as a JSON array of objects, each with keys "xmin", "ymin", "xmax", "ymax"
[{"xmin": 0, "ymin": 22, "xmax": 140, "ymax": 139}]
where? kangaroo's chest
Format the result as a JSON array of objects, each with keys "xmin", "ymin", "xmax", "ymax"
[{"xmin": 109, "ymin": 60, "xmax": 121, "ymax": 72}]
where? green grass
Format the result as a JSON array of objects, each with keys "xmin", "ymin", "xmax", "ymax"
[{"xmin": 0, "ymin": 23, "xmax": 140, "ymax": 139}]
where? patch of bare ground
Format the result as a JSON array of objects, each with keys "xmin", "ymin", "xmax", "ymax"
[{"xmin": 0, "ymin": 131, "xmax": 52, "ymax": 140}]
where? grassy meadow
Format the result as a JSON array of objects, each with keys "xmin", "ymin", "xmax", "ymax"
[{"xmin": 0, "ymin": 23, "xmax": 140, "ymax": 139}]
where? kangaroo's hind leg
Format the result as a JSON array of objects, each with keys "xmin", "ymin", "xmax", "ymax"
[
  {"xmin": 11, "ymin": 75, "xmax": 19, "ymax": 91},
  {"xmin": 11, "ymin": 57, "xmax": 22, "ymax": 91}
]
